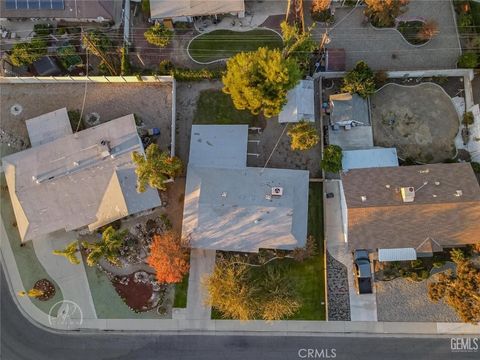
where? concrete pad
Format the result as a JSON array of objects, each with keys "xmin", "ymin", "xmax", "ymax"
[
  {"xmin": 185, "ymin": 248, "xmax": 216, "ymax": 320},
  {"xmin": 345, "ymin": 321, "xmax": 384, "ymax": 333},
  {"xmin": 328, "ymin": 126, "xmax": 374, "ymax": 150}
]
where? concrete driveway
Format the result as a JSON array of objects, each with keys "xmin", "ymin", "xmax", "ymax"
[
  {"xmin": 313, "ymin": 0, "xmax": 460, "ymax": 70},
  {"xmin": 324, "ymin": 180, "xmax": 377, "ymax": 321}
]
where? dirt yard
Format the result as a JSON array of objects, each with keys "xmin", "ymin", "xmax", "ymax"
[
  {"xmin": 371, "ymin": 83, "xmax": 459, "ymax": 163},
  {"xmin": 0, "ymin": 82, "xmax": 173, "ymax": 155}
]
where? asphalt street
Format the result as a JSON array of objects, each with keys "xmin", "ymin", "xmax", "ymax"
[{"xmin": 1, "ymin": 269, "xmax": 478, "ymax": 360}]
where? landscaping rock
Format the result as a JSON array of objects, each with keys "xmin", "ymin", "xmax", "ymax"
[{"xmin": 326, "ymin": 251, "xmax": 351, "ymax": 321}]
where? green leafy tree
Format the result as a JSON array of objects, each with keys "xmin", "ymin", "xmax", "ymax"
[
  {"xmin": 52, "ymin": 241, "xmax": 80, "ymax": 265},
  {"xmin": 287, "ymin": 121, "xmax": 320, "ymax": 151},
  {"xmin": 428, "ymin": 249, "xmax": 480, "ymax": 324},
  {"xmin": 57, "ymin": 44, "xmax": 82, "ymax": 69},
  {"xmin": 341, "ymin": 61, "xmax": 376, "ymax": 98},
  {"xmin": 132, "ymin": 143, "xmax": 183, "ymax": 193},
  {"xmin": 82, "ymin": 226, "xmax": 127, "ymax": 267},
  {"xmin": 9, "ymin": 38, "xmax": 47, "ymax": 66},
  {"xmin": 364, "ymin": 0, "xmax": 409, "ymax": 27},
  {"xmin": 144, "ymin": 24, "xmax": 173, "ymax": 48},
  {"xmin": 222, "ymin": 47, "xmax": 301, "ymax": 117},
  {"xmin": 120, "ymin": 46, "xmax": 131, "ymax": 75},
  {"xmin": 281, "ymin": 21, "xmax": 317, "ymax": 71},
  {"xmin": 458, "ymin": 52, "xmax": 478, "ymax": 68},
  {"xmin": 321, "ymin": 145, "xmax": 343, "ymax": 173}
]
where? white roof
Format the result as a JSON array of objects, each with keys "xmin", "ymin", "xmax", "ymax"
[
  {"xmin": 342, "ymin": 148, "xmax": 399, "ymax": 170},
  {"xmin": 2, "ymin": 114, "xmax": 161, "ymax": 242},
  {"xmin": 26, "ymin": 108, "xmax": 72, "ymax": 147},
  {"xmin": 378, "ymin": 248, "xmax": 417, "ymax": 262},
  {"xmin": 182, "ymin": 125, "xmax": 309, "ymax": 252},
  {"xmin": 150, "ymin": 0, "xmax": 245, "ymax": 19},
  {"xmin": 279, "ymin": 80, "xmax": 315, "ymax": 123}
]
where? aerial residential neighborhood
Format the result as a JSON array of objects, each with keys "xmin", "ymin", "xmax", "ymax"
[{"xmin": 0, "ymin": 0, "xmax": 479, "ymax": 359}]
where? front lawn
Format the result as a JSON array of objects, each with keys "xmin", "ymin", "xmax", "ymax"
[
  {"xmin": 194, "ymin": 90, "xmax": 258, "ymax": 125},
  {"xmin": 173, "ymin": 273, "xmax": 189, "ymax": 308},
  {"xmin": 188, "ymin": 29, "xmax": 283, "ymax": 63}
]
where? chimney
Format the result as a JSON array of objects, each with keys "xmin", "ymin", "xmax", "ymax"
[{"xmin": 400, "ymin": 187, "xmax": 415, "ymax": 202}]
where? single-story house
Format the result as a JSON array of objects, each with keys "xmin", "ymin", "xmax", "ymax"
[
  {"xmin": 149, "ymin": 0, "xmax": 245, "ymax": 22},
  {"xmin": 340, "ymin": 163, "xmax": 480, "ymax": 261},
  {"xmin": 182, "ymin": 125, "xmax": 309, "ymax": 253},
  {"xmin": 2, "ymin": 110, "xmax": 161, "ymax": 242},
  {"xmin": 278, "ymin": 80, "xmax": 315, "ymax": 124},
  {"xmin": 1, "ymin": 0, "xmax": 123, "ymax": 25}
]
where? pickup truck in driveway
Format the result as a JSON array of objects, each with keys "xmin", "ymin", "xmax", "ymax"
[{"xmin": 353, "ymin": 250, "xmax": 373, "ymax": 294}]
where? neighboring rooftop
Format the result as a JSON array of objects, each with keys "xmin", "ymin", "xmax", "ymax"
[
  {"xmin": 341, "ymin": 163, "xmax": 480, "ymax": 251},
  {"xmin": 182, "ymin": 125, "xmax": 309, "ymax": 252},
  {"xmin": 150, "ymin": 0, "xmax": 245, "ymax": 19},
  {"xmin": 329, "ymin": 93, "xmax": 370, "ymax": 125},
  {"xmin": 25, "ymin": 107, "xmax": 72, "ymax": 147},
  {"xmin": 1, "ymin": 0, "xmax": 122, "ymax": 22},
  {"xmin": 278, "ymin": 80, "xmax": 315, "ymax": 123},
  {"xmin": 342, "ymin": 148, "xmax": 398, "ymax": 170},
  {"xmin": 2, "ymin": 113, "xmax": 161, "ymax": 242}
]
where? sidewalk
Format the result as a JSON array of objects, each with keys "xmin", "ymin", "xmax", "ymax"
[
  {"xmin": 32, "ymin": 231, "xmax": 97, "ymax": 320},
  {"xmin": 324, "ymin": 180, "xmax": 378, "ymax": 322},
  {"xmin": 185, "ymin": 248, "xmax": 216, "ymax": 320}
]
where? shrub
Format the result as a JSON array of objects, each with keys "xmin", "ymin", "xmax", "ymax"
[
  {"xmin": 463, "ymin": 111, "xmax": 474, "ymax": 126},
  {"xmin": 141, "ymin": 0, "xmax": 150, "ymax": 17},
  {"xmin": 374, "ymin": 70, "xmax": 388, "ymax": 88},
  {"xmin": 470, "ymin": 162, "xmax": 480, "ymax": 173},
  {"xmin": 458, "ymin": 52, "xmax": 478, "ymax": 68},
  {"xmin": 33, "ymin": 23, "xmax": 53, "ymax": 36},
  {"xmin": 321, "ymin": 145, "xmax": 343, "ymax": 173},
  {"xmin": 144, "ymin": 24, "xmax": 173, "ymax": 47},
  {"xmin": 417, "ymin": 20, "xmax": 439, "ymax": 41},
  {"xmin": 458, "ymin": 13, "xmax": 474, "ymax": 32},
  {"xmin": 158, "ymin": 59, "xmax": 175, "ymax": 75},
  {"xmin": 420, "ymin": 270, "xmax": 430, "ymax": 280},
  {"xmin": 287, "ymin": 121, "xmax": 320, "ymax": 151},
  {"xmin": 467, "ymin": 35, "xmax": 480, "ymax": 50},
  {"xmin": 173, "ymin": 67, "xmax": 222, "ymax": 81},
  {"xmin": 57, "ymin": 44, "xmax": 81, "ymax": 69},
  {"xmin": 364, "ymin": 0, "xmax": 409, "ymax": 28},
  {"xmin": 341, "ymin": 61, "xmax": 376, "ymax": 98},
  {"xmin": 9, "ymin": 37, "xmax": 47, "ymax": 66}
]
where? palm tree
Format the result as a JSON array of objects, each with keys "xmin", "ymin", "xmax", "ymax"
[
  {"xmin": 52, "ymin": 241, "xmax": 80, "ymax": 265},
  {"xmin": 82, "ymin": 226, "xmax": 128, "ymax": 267},
  {"xmin": 131, "ymin": 143, "xmax": 183, "ymax": 193}
]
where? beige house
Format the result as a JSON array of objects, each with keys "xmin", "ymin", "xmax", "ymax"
[
  {"xmin": 149, "ymin": 0, "xmax": 245, "ymax": 22},
  {"xmin": 2, "ymin": 110, "xmax": 161, "ymax": 242}
]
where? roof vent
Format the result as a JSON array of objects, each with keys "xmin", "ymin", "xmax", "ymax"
[
  {"xmin": 221, "ymin": 192, "xmax": 227, "ymax": 198},
  {"xmin": 271, "ymin": 187, "xmax": 283, "ymax": 196},
  {"xmin": 419, "ymin": 169, "xmax": 430, "ymax": 174},
  {"xmin": 435, "ymin": 181, "xmax": 440, "ymax": 186},
  {"xmin": 265, "ymin": 194, "xmax": 272, "ymax": 201},
  {"xmin": 385, "ymin": 184, "xmax": 391, "ymax": 189},
  {"xmin": 454, "ymin": 190, "xmax": 463, "ymax": 197},
  {"xmin": 361, "ymin": 195, "xmax": 367, "ymax": 202},
  {"xmin": 432, "ymin": 194, "xmax": 437, "ymax": 198},
  {"xmin": 73, "ymin": 161, "xmax": 79, "ymax": 167},
  {"xmin": 400, "ymin": 187, "xmax": 415, "ymax": 202}
]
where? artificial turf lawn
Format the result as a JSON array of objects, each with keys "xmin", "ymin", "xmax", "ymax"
[
  {"xmin": 173, "ymin": 273, "xmax": 189, "ymax": 308},
  {"xmin": 193, "ymin": 90, "xmax": 257, "ymax": 125},
  {"xmin": 188, "ymin": 29, "xmax": 283, "ymax": 63}
]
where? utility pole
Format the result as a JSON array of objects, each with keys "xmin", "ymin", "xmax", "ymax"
[{"xmin": 82, "ymin": 31, "xmax": 118, "ymax": 76}]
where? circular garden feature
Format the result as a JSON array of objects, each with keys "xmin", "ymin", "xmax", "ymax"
[
  {"xmin": 397, "ymin": 20, "xmax": 438, "ymax": 46},
  {"xmin": 188, "ymin": 29, "xmax": 283, "ymax": 63},
  {"xmin": 33, "ymin": 279, "xmax": 56, "ymax": 301}
]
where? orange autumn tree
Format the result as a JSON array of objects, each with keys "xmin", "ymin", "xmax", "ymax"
[{"xmin": 147, "ymin": 231, "xmax": 189, "ymax": 283}]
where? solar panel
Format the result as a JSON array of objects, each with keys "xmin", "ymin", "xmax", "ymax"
[
  {"xmin": 5, "ymin": 0, "xmax": 16, "ymax": 10},
  {"xmin": 5, "ymin": 0, "xmax": 64, "ymax": 10}
]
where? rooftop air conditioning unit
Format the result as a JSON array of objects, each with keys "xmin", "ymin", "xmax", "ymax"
[
  {"xmin": 271, "ymin": 187, "xmax": 283, "ymax": 196},
  {"xmin": 400, "ymin": 187, "xmax": 415, "ymax": 203}
]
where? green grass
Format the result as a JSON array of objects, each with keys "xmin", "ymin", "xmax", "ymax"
[
  {"xmin": 188, "ymin": 29, "xmax": 283, "ymax": 63},
  {"xmin": 194, "ymin": 90, "xmax": 258, "ymax": 125},
  {"xmin": 0, "ymin": 174, "xmax": 64, "ymax": 314},
  {"xmin": 173, "ymin": 273, "xmax": 189, "ymax": 308},
  {"xmin": 471, "ymin": 1, "xmax": 480, "ymax": 29}
]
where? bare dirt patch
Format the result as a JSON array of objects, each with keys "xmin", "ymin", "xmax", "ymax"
[{"xmin": 371, "ymin": 83, "xmax": 459, "ymax": 163}]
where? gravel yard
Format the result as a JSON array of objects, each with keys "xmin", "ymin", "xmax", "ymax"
[
  {"xmin": 376, "ymin": 277, "xmax": 460, "ymax": 322},
  {"xmin": 0, "ymin": 82, "xmax": 173, "ymax": 157},
  {"xmin": 327, "ymin": 251, "xmax": 351, "ymax": 321}
]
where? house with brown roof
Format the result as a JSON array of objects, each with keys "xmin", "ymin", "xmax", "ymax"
[{"xmin": 341, "ymin": 163, "xmax": 480, "ymax": 261}]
